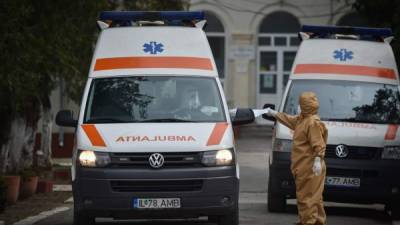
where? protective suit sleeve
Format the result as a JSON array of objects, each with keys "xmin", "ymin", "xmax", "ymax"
[
  {"xmin": 307, "ymin": 120, "xmax": 327, "ymax": 157},
  {"xmin": 275, "ymin": 112, "xmax": 298, "ymax": 130}
]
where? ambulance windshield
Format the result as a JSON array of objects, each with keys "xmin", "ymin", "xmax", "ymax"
[
  {"xmin": 284, "ymin": 80, "xmax": 400, "ymax": 124},
  {"xmin": 84, "ymin": 76, "xmax": 226, "ymax": 123}
]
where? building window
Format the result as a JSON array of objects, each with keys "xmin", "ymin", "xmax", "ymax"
[
  {"xmin": 256, "ymin": 11, "xmax": 300, "ymax": 108},
  {"xmin": 204, "ymin": 11, "xmax": 225, "ymax": 79},
  {"xmin": 259, "ymin": 11, "xmax": 301, "ymax": 34},
  {"xmin": 260, "ymin": 74, "xmax": 277, "ymax": 93}
]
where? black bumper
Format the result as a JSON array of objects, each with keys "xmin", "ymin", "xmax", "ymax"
[
  {"xmin": 269, "ymin": 151, "xmax": 400, "ymax": 204},
  {"xmin": 73, "ymin": 166, "xmax": 239, "ymax": 219}
]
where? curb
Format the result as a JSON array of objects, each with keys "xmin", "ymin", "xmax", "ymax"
[
  {"xmin": 64, "ymin": 197, "xmax": 73, "ymax": 203},
  {"xmin": 239, "ymin": 192, "xmax": 267, "ymax": 204},
  {"xmin": 13, "ymin": 206, "xmax": 70, "ymax": 225},
  {"xmin": 53, "ymin": 184, "xmax": 72, "ymax": 192}
]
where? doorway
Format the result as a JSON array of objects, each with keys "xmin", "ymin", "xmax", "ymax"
[
  {"xmin": 256, "ymin": 11, "xmax": 300, "ymax": 111},
  {"xmin": 257, "ymin": 35, "xmax": 298, "ymax": 108}
]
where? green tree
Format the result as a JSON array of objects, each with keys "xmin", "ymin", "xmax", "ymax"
[
  {"xmin": 353, "ymin": 0, "xmax": 400, "ymax": 68},
  {"xmin": 0, "ymin": 0, "xmax": 114, "ymax": 173},
  {"xmin": 0, "ymin": 0, "xmax": 187, "ymax": 174}
]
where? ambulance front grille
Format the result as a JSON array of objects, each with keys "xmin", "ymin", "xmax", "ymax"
[
  {"xmin": 110, "ymin": 179, "xmax": 203, "ymax": 192},
  {"xmin": 109, "ymin": 152, "xmax": 204, "ymax": 168},
  {"xmin": 325, "ymin": 145, "xmax": 382, "ymax": 160},
  {"xmin": 326, "ymin": 168, "xmax": 379, "ymax": 178}
]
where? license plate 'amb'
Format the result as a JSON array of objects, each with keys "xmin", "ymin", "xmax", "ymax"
[
  {"xmin": 133, "ymin": 198, "xmax": 181, "ymax": 209},
  {"xmin": 325, "ymin": 176, "xmax": 360, "ymax": 187}
]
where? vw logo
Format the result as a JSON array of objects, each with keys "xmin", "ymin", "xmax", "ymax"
[
  {"xmin": 335, "ymin": 144, "xmax": 349, "ymax": 158},
  {"xmin": 149, "ymin": 153, "xmax": 164, "ymax": 168}
]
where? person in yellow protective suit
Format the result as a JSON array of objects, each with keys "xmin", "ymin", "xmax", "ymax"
[{"xmin": 266, "ymin": 92, "xmax": 328, "ymax": 225}]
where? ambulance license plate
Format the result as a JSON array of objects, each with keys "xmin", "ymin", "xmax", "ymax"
[
  {"xmin": 133, "ymin": 198, "xmax": 181, "ymax": 209},
  {"xmin": 325, "ymin": 176, "xmax": 360, "ymax": 187}
]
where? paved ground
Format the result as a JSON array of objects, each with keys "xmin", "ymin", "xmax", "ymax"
[{"xmin": 34, "ymin": 125, "xmax": 395, "ymax": 225}]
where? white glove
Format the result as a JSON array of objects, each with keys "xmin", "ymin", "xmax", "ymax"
[
  {"xmin": 312, "ymin": 157, "xmax": 322, "ymax": 176},
  {"xmin": 266, "ymin": 107, "xmax": 277, "ymax": 117},
  {"xmin": 252, "ymin": 108, "xmax": 277, "ymax": 118}
]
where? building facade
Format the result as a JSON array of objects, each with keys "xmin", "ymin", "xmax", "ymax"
[{"xmin": 189, "ymin": 0, "xmax": 367, "ymax": 110}]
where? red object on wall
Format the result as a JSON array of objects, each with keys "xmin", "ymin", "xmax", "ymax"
[
  {"xmin": 53, "ymin": 170, "xmax": 71, "ymax": 180},
  {"xmin": 34, "ymin": 133, "xmax": 75, "ymax": 159}
]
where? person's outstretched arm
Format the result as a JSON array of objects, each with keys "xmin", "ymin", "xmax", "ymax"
[{"xmin": 266, "ymin": 108, "xmax": 298, "ymax": 130}]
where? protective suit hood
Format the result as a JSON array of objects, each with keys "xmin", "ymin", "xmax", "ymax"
[{"xmin": 299, "ymin": 92, "xmax": 319, "ymax": 117}]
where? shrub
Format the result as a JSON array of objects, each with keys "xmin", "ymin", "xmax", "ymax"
[{"xmin": 20, "ymin": 168, "xmax": 37, "ymax": 182}]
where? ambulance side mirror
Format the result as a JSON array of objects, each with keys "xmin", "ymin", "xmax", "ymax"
[
  {"xmin": 262, "ymin": 103, "xmax": 276, "ymax": 121},
  {"xmin": 232, "ymin": 108, "xmax": 255, "ymax": 126},
  {"xmin": 56, "ymin": 110, "xmax": 78, "ymax": 127}
]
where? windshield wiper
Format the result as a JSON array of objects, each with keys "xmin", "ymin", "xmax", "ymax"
[
  {"xmin": 140, "ymin": 118, "xmax": 194, "ymax": 122},
  {"xmin": 86, "ymin": 117, "xmax": 134, "ymax": 123}
]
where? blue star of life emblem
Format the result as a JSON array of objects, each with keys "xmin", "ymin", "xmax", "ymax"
[
  {"xmin": 143, "ymin": 41, "xmax": 164, "ymax": 54},
  {"xmin": 333, "ymin": 49, "xmax": 353, "ymax": 61}
]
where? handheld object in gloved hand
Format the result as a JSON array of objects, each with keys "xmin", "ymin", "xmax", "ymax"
[
  {"xmin": 252, "ymin": 108, "xmax": 269, "ymax": 118},
  {"xmin": 266, "ymin": 108, "xmax": 277, "ymax": 117},
  {"xmin": 312, "ymin": 157, "xmax": 322, "ymax": 176},
  {"xmin": 252, "ymin": 108, "xmax": 277, "ymax": 118}
]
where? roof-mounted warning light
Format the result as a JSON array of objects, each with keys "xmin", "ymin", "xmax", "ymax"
[
  {"xmin": 299, "ymin": 25, "xmax": 393, "ymax": 43},
  {"xmin": 98, "ymin": 11, "xmax": 206, "ymax": 29},
  {"xmin": 100, "ymin": 11, "xmax": 205, "ymax": 21}
]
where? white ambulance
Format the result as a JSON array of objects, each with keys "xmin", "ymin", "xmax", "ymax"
[
  {"xmin": 264, "ymin": 25, "xmax": 400, "ymax": 218},
  {"xmin": 56, "ymin": 11, "xmax": 255, "ymax": 225}
]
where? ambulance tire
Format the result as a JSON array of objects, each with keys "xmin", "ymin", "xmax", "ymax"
[
  {"xmin": 267, "ymin": 174, "xmax": 286, "ymax": 212},
  {"xmin": 217, "ymin": 205, "xmax": 239, "ymax": 225},
  {"xmin": 389, "ymin": 203, "xmax": 400, "ymax": 220},
  {"xmin": 267, "ymin": 193, "xmax": 286, "ymax": 212},
  {"xmin": 73, "ymin": 210, "xmax": 94, "ymax": 225}
]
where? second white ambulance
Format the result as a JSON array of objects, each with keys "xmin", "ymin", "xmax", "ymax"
[
  {"xmin": 265, "ymin": 25, "xmax": 400, "ymax": 219},
  {"xmin": 56, "ymin": 11, "xmax": 255, "ymax": 225}
]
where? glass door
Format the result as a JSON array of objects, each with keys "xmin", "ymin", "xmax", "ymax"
[
  {"xmin": 256, "ymin": 48, "xmax": 297, "ymax": 110},
  {"xmin": 259, "ymin": 51, "xmax": 277, "ymax": 95}
]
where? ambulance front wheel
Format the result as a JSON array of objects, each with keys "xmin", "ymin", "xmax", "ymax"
[
  {"xmin": 73, "ymin": 209, "xmax": 94, "ymax": 225},
  {"xmin": 386, "ymin": 201, "xmax": 400, "ymax": 220},
  {"xmin": 218, "ymin": 205, "xmax": 239, "ymax": 225},
  {"xmin": 208, "ymin": 203, "xmax": 238, "ymax": 225},
  {"xmin": 267, "ymin": 192, "xmax": 286, "ymax": 212},
  {"xmin": 267, "ymin": 174, "xmax": 286, "ymax": 212},
  {"xmin": 392, "ymin": 205, "xmax": 400, "ymax": 220}
]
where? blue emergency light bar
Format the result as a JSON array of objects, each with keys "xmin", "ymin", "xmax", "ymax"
[
  {"xmin": 99, "ymin": 11, "xmax": 205, "ymax": 22},
  {"xmin": 301, "ymin": 25, "xmax": 392, "ymax": 38}
]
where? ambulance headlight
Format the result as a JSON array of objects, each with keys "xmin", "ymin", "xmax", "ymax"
[
  {"xmin": 202, "ymin": 149, "xmax": 234, "ymax": 166},
  {"xmin": 78, "ymin": 150, "xmax": 111, "ymax": 167},
  {"xmin": 382, "ymin": 146, "xmax": 400, "ymax": 159},
  {"xmin": 273, "ymin": 138, "xmax": 292, "ymax": 152}
]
